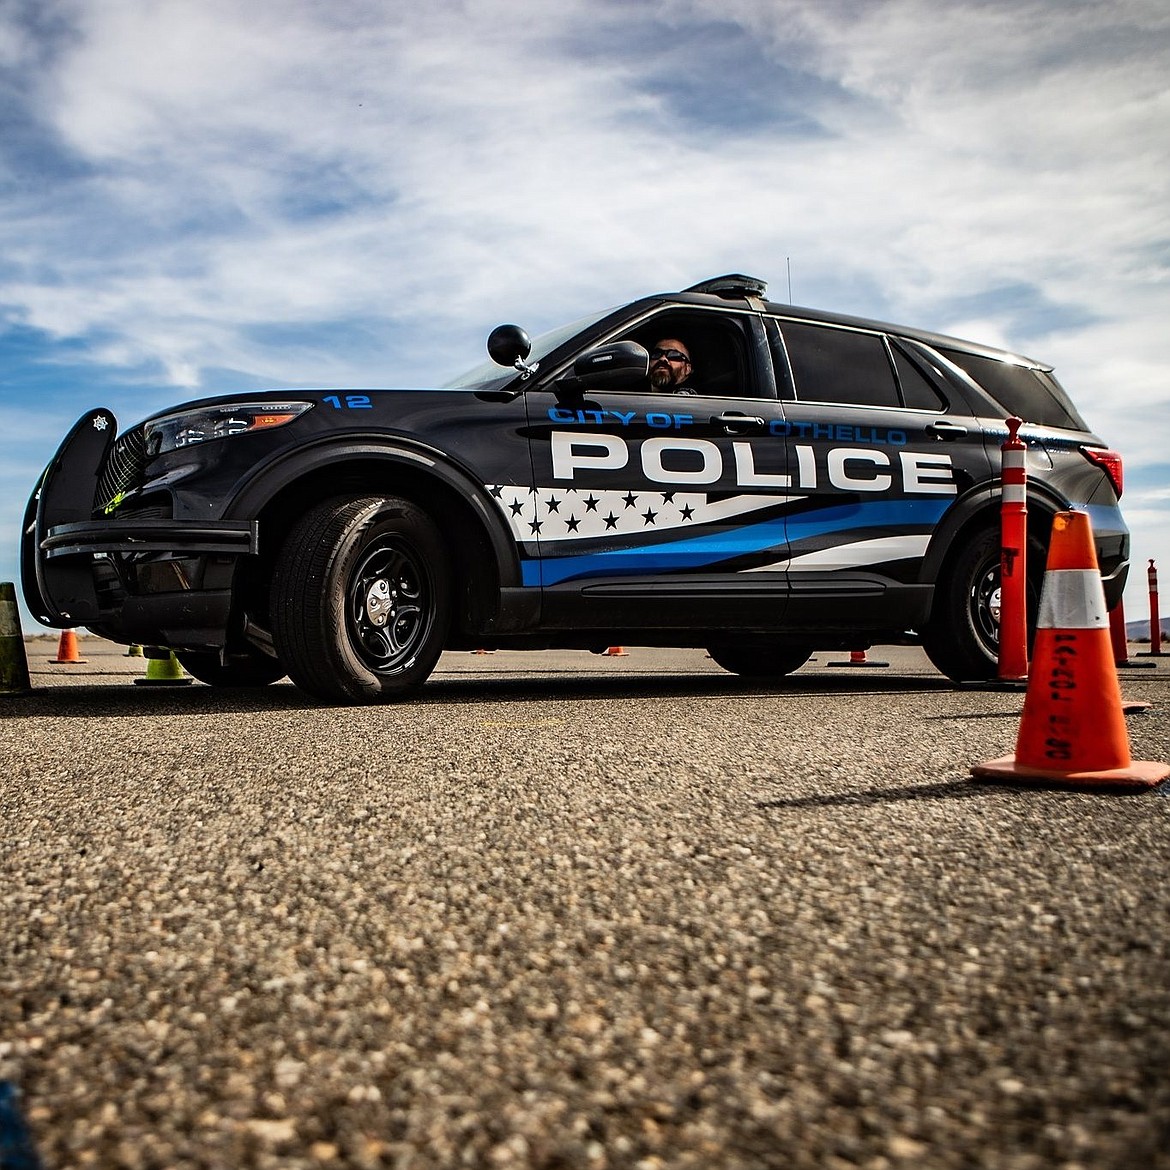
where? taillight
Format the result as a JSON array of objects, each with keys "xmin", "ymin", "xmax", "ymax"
[{"xmin": 1080, "ymin": 447, "xmax": 1123, "ymax": 498}]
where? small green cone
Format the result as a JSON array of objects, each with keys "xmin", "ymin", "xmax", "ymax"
[
  {"xmin": 134, "ymin": 648, "xmax": 193, "ymax": 686},
  {"xmin": 124, "ymin": 643, "xmax": 144, "ymax": 657},
  {"xmin": 0, "ymin": 582, "xmax": 32, "ymax": 695}
]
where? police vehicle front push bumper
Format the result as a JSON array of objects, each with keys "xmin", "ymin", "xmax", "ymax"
[
  {"xmin": 23, "ymin": 406, "xmax": 258, "ymax": 643},
  {"xmin": 29, "ymin": 517, "xmax": 258, "ymax": 639}
]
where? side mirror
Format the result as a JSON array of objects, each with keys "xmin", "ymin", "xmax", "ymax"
[
  {"xmin": 487, "ymin": 324, "xmax": 532, "ymax": 368},
  {"xmin": 571, "ymin": 341, "xmax": 649, "ymax": 391}
]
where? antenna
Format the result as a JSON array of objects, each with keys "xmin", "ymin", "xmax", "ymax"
[{"xmin": 786, "ymin": 257, "xmax": 793, "ymax": 303}]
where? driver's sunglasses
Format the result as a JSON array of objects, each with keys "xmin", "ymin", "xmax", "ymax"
[{"xmin": 651, "ymin": 347, "xmax": 690, "ymax": 363}]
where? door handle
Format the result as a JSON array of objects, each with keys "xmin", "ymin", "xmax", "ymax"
[
  {"xmin": 712, "ymin": 413, "xmax": 765, "ymax": 434},
  {"xmin": 926, "ymin": 421, "xmax": 968, "ymax": 440}
]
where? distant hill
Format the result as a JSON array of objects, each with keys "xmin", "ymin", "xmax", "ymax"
[{"xmin": 1126, "ymin": 619, "xmax": 1170, "ymax": 640}]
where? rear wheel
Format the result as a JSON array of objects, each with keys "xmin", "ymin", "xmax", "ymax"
[
  {"xmin": 270, "ymin": 496, "xmax": 451, "ymax": 703},
  {"xmin": 707, "ymin": 643, "xmax": 813, "ymax": 679},
  {"xmin": 922, "ymin": 525, "xmax": 1044, "ymax": 682},
  {"xmin": 175, "ymin": 649, "xmax": 286, "ymax": 687}
]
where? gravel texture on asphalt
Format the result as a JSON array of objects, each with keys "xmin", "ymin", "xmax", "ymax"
[{"xmin": 2, "ymin": 640, "xmax": 1169, "ymax": 1169}]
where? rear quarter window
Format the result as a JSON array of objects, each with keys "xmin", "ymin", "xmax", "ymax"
[
  {"xmin": 939, "ymin": 349, "xmax": 1087, "ymax": 430},
  {"xmin": 891, "ymin": 348, "xmax": 946, "ymax": 411}
]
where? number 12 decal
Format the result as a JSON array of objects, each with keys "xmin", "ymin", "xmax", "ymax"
[{"xmin": 323, "ymin": 394, "xmax": 373, "ymax": 409}]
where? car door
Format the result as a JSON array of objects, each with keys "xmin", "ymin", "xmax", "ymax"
[
  {"xmin": 518, "ymin": 306, "xmax": 796, "ymax": 631},
  {"xmin": 767, "ymin": 316, "xmax": 992, "ymax": 627}
]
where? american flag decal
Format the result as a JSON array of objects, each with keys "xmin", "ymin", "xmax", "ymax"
[{"xmin": 486, "ymin": 485, "xmax": 795, "ymax": 544}]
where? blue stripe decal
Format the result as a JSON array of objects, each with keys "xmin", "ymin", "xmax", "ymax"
[
  {"xmin": 785, "ymin": 498, "xmax": 950, "ymax": 543},
  {"xmin": 525, "ymin": 516, "xmax": 788, "ymax": 585},
  {"xmin": 526, "ymin": 497, "xmax": 952, "ymax": 586}
]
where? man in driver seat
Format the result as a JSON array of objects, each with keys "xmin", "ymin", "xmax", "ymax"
[{"xmin": 649, "ymin": 338, "xmax": 697, "ymax": 395}]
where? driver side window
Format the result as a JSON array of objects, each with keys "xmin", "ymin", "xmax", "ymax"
[{"xmin": 617, "ymin": 311, "xmax": 760, "ymax": 398}]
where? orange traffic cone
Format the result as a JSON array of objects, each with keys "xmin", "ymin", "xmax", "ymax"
[
  {"xmin": 971, "ymin": 511, "xmax": 1169, "ymax": 789},
  {"xmin": 49, "ymin": 629, "xmax": 87, "ymax": 664},
  {"xmin": 603, "ymin": 646, "xmax": 628, "ymax": 657},
  {"xmin": 828, "ymin": 648, "xmax": 889, "ymax": 667},
  {"xmin": 1109, "ymin": 601, "xmax": 1155, "ymax": 670}
]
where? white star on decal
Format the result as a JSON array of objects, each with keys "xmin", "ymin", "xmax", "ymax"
[{"xmin": 92, "ymin": 415, "xmax": 109, "ymax": 430}]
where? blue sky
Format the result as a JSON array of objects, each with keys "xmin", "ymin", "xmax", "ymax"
[{"xmin": 2, "ymin": 0, "xmax": 1168, "ymax": 630}]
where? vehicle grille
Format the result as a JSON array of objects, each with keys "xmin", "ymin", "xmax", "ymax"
[{"xmin": 94, "ymin": 425, "xmax": 147, "ymax": 516}]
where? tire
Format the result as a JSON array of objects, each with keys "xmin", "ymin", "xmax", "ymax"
[
  {"xmin": 921, "ymin": 525, "xmax": 1044, "ymax": 683},
  {"xmin": 707, "ymin": 643, "xmax": 813, "ymax": 678},
  {"xmin": 175, "ymin": 649, "xmax": 287, "ymax": 688},
  {"xmin": 269, "ymin": 496, "xmax": 451, "ymax": 703}
]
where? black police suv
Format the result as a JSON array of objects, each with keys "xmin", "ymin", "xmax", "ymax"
[{"xmin": 23, "ymin": 274, "xmax": 1129, "ymax": 702}]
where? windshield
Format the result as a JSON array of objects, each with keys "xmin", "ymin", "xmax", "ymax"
[{"xmin": 443, "ymin": 308, "xmax": 617, "ymax": 391}]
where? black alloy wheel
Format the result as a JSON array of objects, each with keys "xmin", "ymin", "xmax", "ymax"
[{"xmin": 270, "ymin": 496, "xmax": 451, "ymax": 703}]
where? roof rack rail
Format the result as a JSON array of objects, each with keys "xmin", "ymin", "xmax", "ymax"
[{"xmin": 684, "ymin": 274, "xmax": 768, "ymax": 299}]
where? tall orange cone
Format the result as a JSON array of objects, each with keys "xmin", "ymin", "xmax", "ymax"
[
  {"xmin": 971, "ymin": 511, "xmax": 1168, "ymax": 789},
  {"xmin": 49, "ymin": 629, "xmax": 87, "ymax": 664}
]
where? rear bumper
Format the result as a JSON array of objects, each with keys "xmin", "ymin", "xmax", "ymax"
[{"xmin": 1086, "ymin": 504, "xmax": 1129, "ymax": 608}]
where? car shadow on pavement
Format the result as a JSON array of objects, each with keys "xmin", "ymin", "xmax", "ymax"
[
  {"xmin": 2, "ymin": 684, "xmax": 318, "ymax": 719},
  {"xmin": 921, "ymin": 709, "xmax": 1023, "ymax": 720},
  {"xmin": 8, "ymin": 671, "xmax": 958, "ymax": 717},
  {"xmin": 420, "ymin": 673, "xmax": 955, "ymax": 704}
]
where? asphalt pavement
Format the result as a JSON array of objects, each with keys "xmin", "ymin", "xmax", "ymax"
[{"xmin": 2, "ymin": 638, "xmax": 1169, "ymax": 1169}]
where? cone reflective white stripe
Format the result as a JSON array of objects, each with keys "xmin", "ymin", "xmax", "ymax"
[
  {"xmin": 1036, "ymin": 570, "xmax": 1109, "ymax": 631},
  {"xmin": 1001, "ymin": 441, "xmax": 1027, "ymax": 504}
]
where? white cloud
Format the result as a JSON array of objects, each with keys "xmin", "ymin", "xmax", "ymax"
[{"xmin": 4, "ymin": 0, "xmax": 1167, "ymax": 377}]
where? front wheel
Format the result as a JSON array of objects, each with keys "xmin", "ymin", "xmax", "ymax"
[
  {"xmin": 921, "ymin": 525, "xmax": 1044, "ymax": 682},
  {"xmin": 270, "ymin": 496, "xmax": 451, "ymax": 703},
  {"xmin": 707, "ymin": 643, "xmax": 813, "ymax": 679}
]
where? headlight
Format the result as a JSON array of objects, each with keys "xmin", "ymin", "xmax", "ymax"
[{"xmin": 143, "ymin": 402, "xmax": 314, "ymax": 456}]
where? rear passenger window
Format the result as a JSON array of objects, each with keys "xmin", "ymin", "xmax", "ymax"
[{"xmin": 779, "ymin": 322, "xmax": 900, "ymax": 408}]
